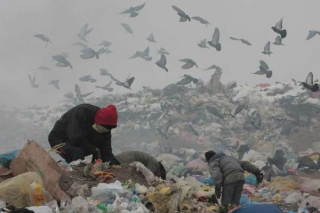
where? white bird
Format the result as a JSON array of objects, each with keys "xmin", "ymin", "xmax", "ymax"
[
  {"xmin": 179, "ymin": 59, "xmax": 198, "ymax": 69},
  {"xmin": 34, "ymin": 34, "xmax": 52, "ymax": 47},
  {"xmin": 273, "ymin": 36, "xmax": 284, "ymax": 46},
  {"xmin": 262, "ymin": 41, "xmax": 272, "ymax": 56},
  {"xmin": 156, "ymin": 54, "xmax": 168, "ymax": 72},
  {"xmin": 306, "ymin": 30, "xmax": 320, "ymax": 40},
  {"xmin": 119, "ymin": 3, "xmax": 146, "ymax": 17},
  {"xmin": 198, "ymin": 39, "xmax": 209, "ymax": 48},
  {"xmin": 77, "ymin": 23, "xmax": 93, "ymax": 43},
  {"xmin": 208, "ymin": 27, "xmax": 221, "ymax": 51},
  {"xmin": 146, "ymin": 33, "xmax": 157, "ymax": 43},
  {"xmin": 172, "ymin": 5, "xmax": 191, "ymax": 22}
]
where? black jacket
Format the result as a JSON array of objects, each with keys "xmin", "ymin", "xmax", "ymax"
[{"xmin": 48, "ymin": 104, "xmax": 114, "ymax": 162}]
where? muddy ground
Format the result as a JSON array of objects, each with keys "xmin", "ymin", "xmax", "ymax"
[{"xmin": 59, "ymin": 163, "xmax": 149, "ymax": 197}]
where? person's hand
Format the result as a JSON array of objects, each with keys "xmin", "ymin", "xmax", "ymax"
[
  {"xmin": 91, "ymin": 148, "xmax": 101, "ymax": 163},
  {"xmin": 255, "ymin": 172, "xmax": 264, "ymax": 184},
  {"xmin": 215, "ymin": 186, "xmax": 221, "ymax": 199}
]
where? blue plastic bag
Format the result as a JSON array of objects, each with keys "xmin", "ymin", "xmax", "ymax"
[
  {"xmin": 0, "ymin": 150, "xmax": 19, "ymax": 168},
  {"xmin": 245, "ymin": 174, "xmax": 257, "ymax": 187}
]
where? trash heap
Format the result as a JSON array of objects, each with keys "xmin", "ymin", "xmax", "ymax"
[{"xmin": 1, "ymin": 77, "xmax": 320, "ymax": 212}]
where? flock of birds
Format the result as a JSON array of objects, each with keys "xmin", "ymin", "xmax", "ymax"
[{"xmin": 30, "ymin": 3, "xmax": 320, "ymax": 103}]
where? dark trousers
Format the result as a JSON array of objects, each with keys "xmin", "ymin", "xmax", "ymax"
[
  {"xmin": 221, "ymin": 180, "xmax": 244, "ymax": 206},
  {"xmin": 58, "ymin": 143, "xmax": 85, "ymax": 164}
]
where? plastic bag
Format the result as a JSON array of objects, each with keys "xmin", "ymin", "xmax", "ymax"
[
  {"xmin": 67, "ymin": 182, "xmax": 90, "ymax": 198},
  {"xmin": 245, "ymin": 174, "xmax": 257, "ymax": 187},
  {"xmin": 0, "ymin": 172, "xmax": 42, "ymax": 208},
  {"xmin": 27, "ymin": 206, "xmax": 53, "ymax": 213},
  {"xmin": 91, "ymin": 182, "xmax": 126, "ymax": 197},
  {"xmin": 0, "ymin": 199, "xmax": 5, "ymax": 209},
  {"xmin": 299, "ymin": 178, "xmax": 320, "ymax": 193},
  {"xmin": 130, "ymin": 162, "xmax": 157, "ymax": 185},
  {"xmin": 285, "ymin": 192, "xmax": 303, "ymax": 204},
  {"xmin": 69, "ymin": 196, "xmax": 89, "ymax": 213},
  {"xmin": 0, "ymin": 150, "xmax": 19, "ymax": 168}
]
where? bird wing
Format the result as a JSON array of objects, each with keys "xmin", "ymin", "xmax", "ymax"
[
  {"xmin": 181, "ymin": 62, "xmax": 194, "ymax": 69},
  {"xmin": 275, "ymin": 18, "xmax": 283, "ymax": 30},
  {"xmin": 212, "ymin": 27, "xmax": 220, "ymax": 44},
  {"xmin": 252, "ymin": 70, "xmax": 266, "ymax": 75},
  {"xmin": 241, "ymin": 39, "xmax": 252, "ymax": 45},
  {"xmin": 28, "ymin": 74, "xmax": 33, "ymax": 84},
  {"xmin": 264, "ymin": 41, "xmax": 271, "ymax": 52},
  {"xmin": 97, "ymin": 48, "xmax": 108, "ymax": 55},
  {"xmin": 199, "ymin": 39, "xmax": 206, "ymax": 46},
  {"xmin": 100, "ymin": 68, "xmax": 109, "ymax": 75},
  {"xmin": 34, "ymin": 34, "xmax": 49, "ymax": 42},
  {"xmin": 81, "ymin": 91, "xmax": 94, "ymax": 97},
  {"xmin": 130, "ymin": 51, "xmax": 142, "ymax": 59},
  {"xmin": 161, "ymin": 119, "xmax": 172, "ymax": 134},
  {"xmin": 80, "ymin": 23, "xmax": 89, "ymax": 36},
  {"xmin": 79, "ymin": 75, "xmax": 91, "ymax": 81},
  {"xmin": 148, "ymin": 33, "xmax": 155, "ymax": 41},
  {"xmin": 80, "ymin": 48, "xmax": 96, "ymax": 59},
  {"xmin": 172, "ymin": 5, "xmax": 185, "ymax": 15},
  {"xmin": 306, "ymin": 72, "xmax": 314, "ymax": 86},
  {"xmin": 307, "ymin": 30, "xmax": 318, "ymax": 40},
  {"xmin": 121, "ymin": 23, "xmax": 133, "ymax": 34},
  {"xmin": 229, "ymin": 36, "xmax": 240, "ymax": 41},
  {"xmin": 176, "ymin": 78, "xmax": 192, "ymax": 85},
  {"xmin": 142, "ymin": 46, "xmax": 150, "ymax": 56},
  {"xmin": 192, "ymin": 16, "xmax": 205, "ymax": 22},
  {"xmin": 106, "ymin": 81, "xmax": 112, "ymax": 88},
  {"xmin": 64, "ymin": 92, "xmax": 75, "ymax": 99},
  {"xmin": 179, "ymin": 58, "xmax": 191, "ymax": 63},
  {"xmin": 133, "ymin": 3, "xmax": 145, "ymax": 11},
  {"xmin": 119, "ymin": 7, "xmax": 133, "ymax": 14},
  {"xmin": 49, "ymin": 80, "xmax": 55, "ymax": 84},
  {"xmin": 126, "ymin": 77, "xmax": 135, "ymax": 87},
  {"xmin": 75, "ymin": 84, "xmax": 82, "ymax": 97},
  {"xmin": 109, "ymin": 74, "xmax": 121, "ymax": 84},
  {"xmin": 159, "ymin": 54, "xmax": 167, "ymax": 65},
  {"xmin": 275, "ymin": 35, "xmax": 282, "ymax": 43},
  {"xmin": 73, "ymin": 42, "xmax": 88, "ymax": 49},
  {"xmin": 259, "ymin": 60, "xmax": 269, "ymax": 70}
]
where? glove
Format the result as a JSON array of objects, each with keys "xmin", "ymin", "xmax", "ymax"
[
  {"xmin": 215, "ymin": 186, "xmax": 221, "ymax": 199},
  {"xmin": 91, "ymin": 148, "xmax": 101, "ymax": 163},
  {"xmin": 255, "ymin": 172, "xmax": 264, "ymax": 184}
]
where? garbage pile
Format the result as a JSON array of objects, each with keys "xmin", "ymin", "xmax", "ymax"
[{"xmin": 1, "ymin": 78, "xmax": 320, "ymax": 212}]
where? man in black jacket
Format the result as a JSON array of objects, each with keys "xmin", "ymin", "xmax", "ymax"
[{"xmin": 48, "ymin": 104, "xmax": 118, "ymax": 164}]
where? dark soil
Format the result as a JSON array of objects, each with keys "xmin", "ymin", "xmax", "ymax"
[{"xmin": 59, "ymin": 164, "xmax": 149, "ymax": 195}]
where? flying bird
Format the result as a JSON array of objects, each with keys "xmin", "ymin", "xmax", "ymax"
[
  {"xmin": 121, "ymin": 23, "xmax": 133, "ymax": 35},
  {"xmin": 191, "ymin": 16, "xmax": 210, "ymax": 26},
  {"xmin": 306, "ymin": 30, "xmax": 320, "ymax": 40},
  {"xmin": 208, "ymin": 27, "xmax": 221, "ymax": 51},
  {"xmin": 72, "ymin": 42, "xmax": 88, "ymax": 50},
  {"xmin": 156, "ymin": 119, "xmax": 172, "ymax": 140},
  {"xmin": 146, "ymin": 33, "xmax": 157, "ymax": 43},
  {"xmin": 156, "ymin": 54, "xmax": 168, "ymax": 72},
  {"xmin": 273, "ymin": 36, "xmax": 284, "ymax": 46},
  {"xmin": 252, "ymin": 60, "xmax": 272, "ymax": 78},
  {"xmin": 203, "ymin": 64, "xmax": 223, "ymax": 72},
  {"xmin": 99, "ymin": 40, "xmax": 112, "ymax": 47},
  {"xmin": 176, "ymin": 74, "xmax": 198, "ymax": 85},
  {"xmin": 64, "ymin": 92, "xmax": 77, "ymax": 102},
  {"xmin": 79, "ymin": 75, "xmax": 96, "ymax": 83},
  {"xmin": 130, "ymin": 46, "xmax": 152, "ymax": 61},
  {"xmin": 80, "ymin": 48, "xmax": 106, "ymax": 59},
  {"xmin": 157, "ymin": 48, "xmax": 169, "ymax": 55},
  {"xmin": 119, "ymin": 3, "xmax": 145, "ymax": 17},
  {"xmin": 109, "ymin": 74, "xmax": 135, "ymax": 90},
  {"xmin": 75, "ymin": 84, "xmax": 93, "ymax": 103},
  {"xmin": 78, "ymin": 23, "xmax": 93, "ymax": 43},
  {"xmin": 229, "ymin": 37, "xmax": 251, "ymax": 46},
  {"xmin": 52, "ymin": 55, "xmax": 72, "ymax": 69},
  {"xmin": 262, "ymin": 41, "xmax": 272, "ymax": 56},
  {"xmin": 179, "ymin": 59, "xmax": 198, "ymax": 69},
  {"xmin": 100, "ymin": 68, "xmax": 110, "ymax": 76},
  {"xmin": 301, "ymin": 72, "xmax": 319, "ymax": 92},
  {"xmin": 95, "ymin": 81, "xmax": 113, "ymax": 92},
  {"xmin": 49, "ymin": 79, "xmax": 60, "ymax": 89},
  {"xmin": 198, "ymin": 39, "xmax": 209, "ymax": 48},
  {"xmin": 172, "ymin": 5, "xmax": 191, "ymax": 22},
  {"xmin": 28, "ymin": 73, "xmax": 39, "ymax": 88},
  {"xmin": 34, "ymin": 34, "xmax": 52, "ymax": 47},
  {"xmin": 34, "ymin": 66, "xmax": 51, "ymax": 71},
  {"xmin": 271, "ymin": 18, "xmax": 287, "ymax": 38}
]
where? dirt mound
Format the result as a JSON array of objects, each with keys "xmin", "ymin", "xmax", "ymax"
[{"xmin": 59, "ymin": 164, "xmax": 149, "ymax": 197}]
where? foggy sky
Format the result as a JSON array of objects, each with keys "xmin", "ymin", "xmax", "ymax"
[{"xmin": 0, "ymin": 0, "xmax": 319, "ymax": 108}]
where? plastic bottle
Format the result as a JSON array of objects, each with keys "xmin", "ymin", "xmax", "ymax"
[{"xmin": 31, "ymin": 183, "xmax": 46, "ymax": 206}]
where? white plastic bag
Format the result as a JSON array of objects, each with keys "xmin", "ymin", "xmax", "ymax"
[
  {"xmin": 27, "ymin": 206, "xmax": 53, "ymax": 213},
  {"xmin": 69, "ymin": 196, "xmax": 88, "ymax": 213},
  {"xmin": 285, "ymin": 192, "xmax": 303, "ymax": 204},
  {"xmin": 0, "ymin": 199, "xmax": 5, "ymax": 209},
  {"xmin": 91, "ymin": 181, "xmax": 126, "ymax": 197}
]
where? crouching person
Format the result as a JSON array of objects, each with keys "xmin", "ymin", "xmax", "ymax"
[
  {"xmin": 113, "ymin": 151, "xmax": 168, "ymax": 180},
  {"xmin": 205, "ymin": 151, "xmax": 263, "ymax": 211}
]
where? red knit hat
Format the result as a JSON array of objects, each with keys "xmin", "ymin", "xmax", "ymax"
[{"xmin": 94, "ymin": 104, "xmax": 118, "ymax": 126}]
